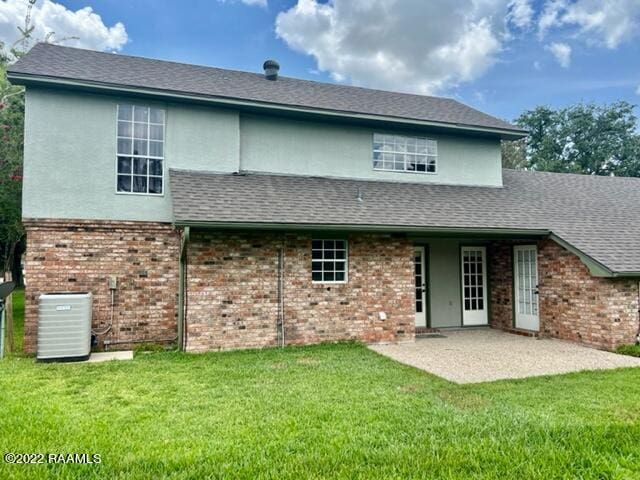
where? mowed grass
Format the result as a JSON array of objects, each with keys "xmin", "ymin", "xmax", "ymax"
[
  {"xmin": 9, "ymin": 287, "xmax": 24, "ymax": 354},
  {"xmin": 1, "ymin": 293, "xmax": 640, "ymax": 479}
]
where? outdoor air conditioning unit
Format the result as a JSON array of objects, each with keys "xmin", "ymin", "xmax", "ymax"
[{"xmin": 37, "ymin": 292, "xmax": 92, "ymax": 362}]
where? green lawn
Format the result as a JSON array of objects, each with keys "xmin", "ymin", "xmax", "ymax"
[
  {"xmin": 10, "ymin": 287, "xmax": 24, "ymax": 354},
  {"xmin": 1, "ymin": 294, "xmax": 640, "ymax": 479}
]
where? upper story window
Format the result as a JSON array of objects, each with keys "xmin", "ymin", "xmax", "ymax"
[
  {"xmin": 372, "ymin": 133, "xmax": 437, "ymax": 174},
  {"xmin": 116, "ymin": 105, "xmax": 165, "ymax": 195}
]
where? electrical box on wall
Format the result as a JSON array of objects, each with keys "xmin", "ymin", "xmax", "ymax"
[{"xmin": 108, "ymin": 275, "xmax": 117, "ymax": 290}]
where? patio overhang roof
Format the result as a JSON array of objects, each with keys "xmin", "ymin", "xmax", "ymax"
[
  {"xmin": 169, "ymin": 169, "xmax": 640, "ymax": 278},
  {"xmin": 172, "ymin": 221, "xmax": 618, "ymax": 277},
  {"xmin": 173, "ymin": 221, "xmax": 550, "ymax": 238}
]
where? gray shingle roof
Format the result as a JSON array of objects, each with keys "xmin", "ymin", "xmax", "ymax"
[
  {"xmin": 169, "ymin": 169, "xmax": 640, "ymax": 274},
  {"xmin": 8, "ymin": 43, "xmax": 524, "ymax": 136}
]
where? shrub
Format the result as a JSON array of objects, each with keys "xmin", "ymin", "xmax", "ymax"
[{"xmin": 615, "ymin": 344, "xmax": 640, "ymax": 357}]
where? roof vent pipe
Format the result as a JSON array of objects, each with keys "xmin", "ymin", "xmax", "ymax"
[{"xmin": 263, "ymin": 59, "xmax": 280, "ymax": 80}]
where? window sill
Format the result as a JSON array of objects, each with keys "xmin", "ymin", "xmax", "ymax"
[
  {"xmin": 373, "ymin": 168, "xmax": 438, "ymax": 175},
  {"xmin": 115, "ymin": 191, "xmax": 165, "ymax": 197}
]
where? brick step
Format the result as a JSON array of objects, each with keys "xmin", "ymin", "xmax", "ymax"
[
  {"xmin": 415, "ymin": 327, "xmax": 441, "ymax": 334},
  {"xmin": 500, "ymin": 327, "xmax": 539, "ymax": 337}
]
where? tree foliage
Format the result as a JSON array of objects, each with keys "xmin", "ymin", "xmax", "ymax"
[
  {"xmin": 502, "ymin": 102, "xmax": 640, "ymax": 177},
  {"xmin": 0, "ymin": 0, "xmax": 58, "ymax": 277},
  {"xmin": 0, "ymin": 42, "xmax": 25, "ymax": 276}
]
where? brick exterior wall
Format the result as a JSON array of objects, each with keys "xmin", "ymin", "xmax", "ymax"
[
  {"xmin": 23, "ymin": 220, "xmax": 639, "ymax": 354},
  {"xmin": 488, "ymin": 241, "xmax": 514, "ymax": 331},
  {"xmin": 538, "ymin": 239, "xmax": 639, "ymax": 349},
  {"xmin": 185, "ymin": 231, "xmax": 415, "ymax": 352},
  {"xmin": 489, "ymin": 238, "xmax": 640, "ymax": 349},
  {"xmin": 23, "ymin": 219, "xmax": 180, "ymax": 353}
]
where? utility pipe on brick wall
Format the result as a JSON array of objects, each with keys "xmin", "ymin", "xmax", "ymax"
[
  {"xmin": 104, "ymin": 336, "xmax": 178, "ymax": 351},
  {"xmin": 178, "ymin": 227, "xmax": 190, "ymax": 351},
  {"xmin": 276, "ymin": 233, "xmax": 287, "ymax": 348},
  {"xmin": 277, "ymin": 244, "xmax": 285, "ymax": 348}
]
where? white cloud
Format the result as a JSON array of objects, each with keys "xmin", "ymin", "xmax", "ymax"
[
  {"xmin": 533, "ymin": 60, "xmax": 542, "ymax": 70},
  {"xmin": 546, "ymin": 41, "xmax": 571, "ymax": 68},
  {"xmin": 275, "ymin": 0, "xmax": 511, "ymax": 95},
  {"xmin": 0, "ymin": 0, "xmax": 127, "ymax": 51},
  {"xmin": 538, "ymin": 0, "xmax": 566, "ymax": 38},
  {"xmin": 563, "ymin": 0, "xmax": 640, "ymax": 48},
  {"xmin": 507, "ymin": 0, "xmax": 535, "ymax": 29},
  {"xmin": 538, "ymin": 0, "xmax": 640, "ymax": 48}
]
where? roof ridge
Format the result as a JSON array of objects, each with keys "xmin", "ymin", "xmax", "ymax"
[
  {"xmin": 21, "ymin": 43, "xmax": 460, "ymax": 104},
  {"xmin": 15, "ymin": 42, "xmax": 269, "ymax": 80},
  {"xmin": 8, "ymin": 43, "xmax": 525, "ymax": 136}
]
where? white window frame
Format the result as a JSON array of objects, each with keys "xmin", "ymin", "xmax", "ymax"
[
  {"xmin": 116, "ymin": 104, "xmax": 166, "ymax": 196},
  {"xmin": 311, "ymin": 239, "xmax": 348, "ymax": 284},
  {"xmin": 372, "ymin": 133, "xmax": 438, "ymax": 175}
]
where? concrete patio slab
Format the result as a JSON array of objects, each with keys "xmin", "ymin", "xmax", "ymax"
[
  {"xmin": 85, "ymin": 351, "xmax": 134, "ymax": 363},
  {"xmin": 369, "ymin": 329, "xmax": 640, "ymax": 384}
]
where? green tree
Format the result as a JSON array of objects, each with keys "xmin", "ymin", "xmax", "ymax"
[
  {"xmin": 0, "ymin": 48, "xmax": 25, "ymax": 279},
  {"xmin": 0, "ymin": 41, "xmax": 25, "ymax": 355},
  {"xmin": 502, "ymin": 102, "xmax": 640, "ymax": 177},
  {"xmin": 0, "ymin": 0, "xmax": 43, "ymax": 354},
  {"xmin": 0, "ymin": 0, "xmax": 39, "ymax": 282},
  {"xmin": 501, "ymin": 137, "xmax": 527, "ymax": 170}
]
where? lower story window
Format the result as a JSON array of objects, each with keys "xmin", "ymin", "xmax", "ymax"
[{"xmin": 312, "ymin": 239, "xmax": 347, "ymax": 283}]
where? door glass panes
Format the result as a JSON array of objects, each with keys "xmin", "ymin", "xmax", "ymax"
[
  {"xmin": 414, "ymin": 251, "xmax": 423, "ymax": 313},
  {"xmin": 517, "ymin": 248, "xmax": 538, "ymax": 315},
  {"xmin": 463, "ymin": 249, "xmax": 484, "ymax": 311}
]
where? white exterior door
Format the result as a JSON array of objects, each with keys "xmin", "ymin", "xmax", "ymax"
[
  {"xmin": 514, "ymin": 245, "xmax": 540, "ymax": 331},
  {"xmin": 461, "ymin": 246, "xmax": 488, "ymax": 326},
  {"xmin": 414, "ymin": 247, "xmax": 427, "ymax": 327}
]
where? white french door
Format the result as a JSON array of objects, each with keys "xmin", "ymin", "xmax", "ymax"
[
  {"xmin": 461, "ymin": 246, "xmax": 488, "ymax": 326},
  {"xmin": 514, "ymin": 245, "xmax": 540, "ymax": 331},
  {"xmin": 414, "ymin": 247, "xmax": 427, "ymax": 327}
]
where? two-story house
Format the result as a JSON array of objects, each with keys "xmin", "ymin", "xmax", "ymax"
[{"xmin": 8, "ymin": 43, "xmax": 640, "ymax": 354}]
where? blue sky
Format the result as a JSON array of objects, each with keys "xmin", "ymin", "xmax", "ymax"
[{"xmin": 2, "ymin": 0, "xmax": 639, "ymax": 122}]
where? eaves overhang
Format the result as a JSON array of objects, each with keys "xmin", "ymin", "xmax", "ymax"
[
  {"xmin": 173, "ymin": 220, "xmax": 549, "ymax": 238},
  {"xmin": 171, "ymin": 220, "xmax": 639, "ymax": 278},
  {"xmin": 7, "ymin": 72, "xmax": 528, "ymax": 140}
]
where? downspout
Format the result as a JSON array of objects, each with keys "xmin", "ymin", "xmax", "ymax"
[
  {"xmin": 276, "ymin": 235, "xmax": 286, "ymax": 347},
  {"xmin": 178, "ymin": 226, "xmax": 190, "ymax": 351},
  {"xmin": 636, "ymin": 281, "xmax": 640, "ymax": 345}
]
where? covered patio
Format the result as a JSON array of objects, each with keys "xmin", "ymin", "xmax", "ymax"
[
  {"xmin": 169, "ymin": 169, "xmax": 640, "ymax": 352},
  {"xmin": 369, "ymin": 329, "xmax": 640, "ymax": 384}
]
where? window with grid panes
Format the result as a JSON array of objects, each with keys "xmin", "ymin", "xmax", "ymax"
[
  {"xmin": 311, "ymin": 240, "xmax": 347, "ymax": 283},
  {"xmin": 372, "ymin": 133, "xmax": 437, "ymax": 174},
  {"xmin": 116, "ymin": 105, "xmax": 165, "ymax": 195}
]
